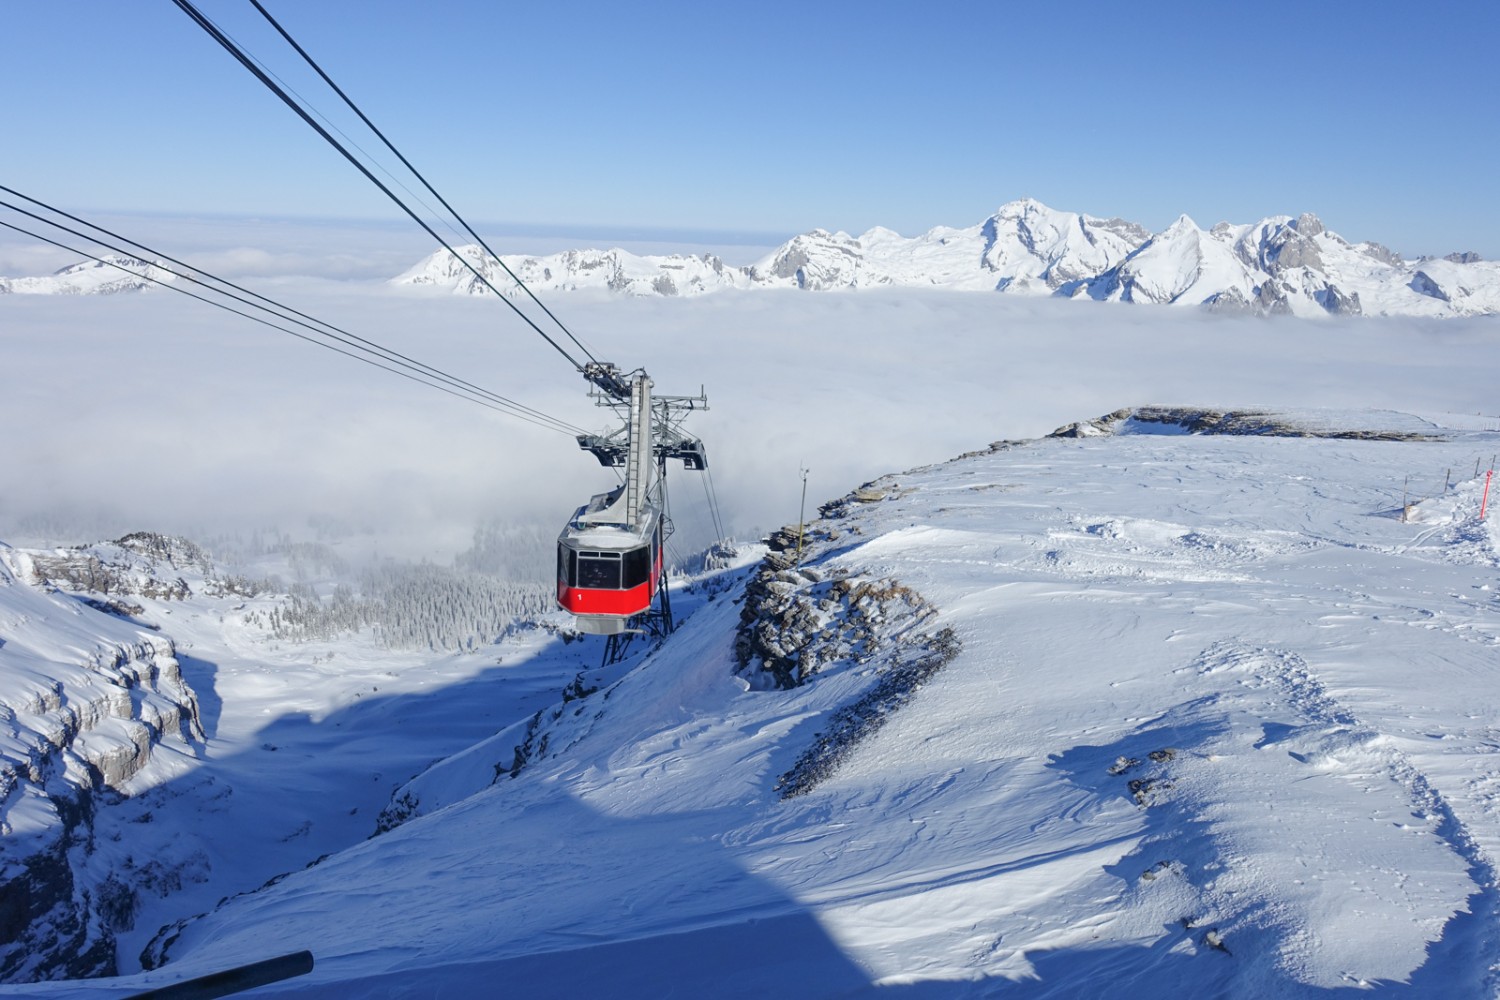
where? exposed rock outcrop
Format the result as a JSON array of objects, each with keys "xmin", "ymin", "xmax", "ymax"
[
  {"xmin": 1047, "ymin": 406, "xmax": 1442, "ymax": 442},
  {"xmin": 733, "ymin": 519, "xmax": 960, "ymax": 797},
  {"xmin": 0, "ymin": 543, "xmax": 205, "ymax": 982}
]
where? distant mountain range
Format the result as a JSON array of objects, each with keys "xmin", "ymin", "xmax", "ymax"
[
  {"xmin": 394, "ymin": 199, "xmax": 1500, "ymax": 319},
  {"xmin": 6, "ymin": 202, "xmax": 1496, "ymax": 318},
  {"xmin": 0, "ymin": 254, "xmax": 173, "ymax": 295}
]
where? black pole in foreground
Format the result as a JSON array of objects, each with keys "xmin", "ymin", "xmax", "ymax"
[{"xmin": 125, "ymin": 951, "xmax": 315, "ymax": 1000}]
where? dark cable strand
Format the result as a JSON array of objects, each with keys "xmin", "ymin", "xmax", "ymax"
[
  {"xmin": 247, "ymin": 0, "xmax": 601, "ymax": 365},
  {"xmin": 0, "ymin": 190, "xmax": 582, "ymax": 435},
  {"xmin": 206, "ymin": 20, "xmax": 477, "ymax": 255},
  {"xmin": 0, "ymin": 216, "xmax": 578, "ymax": 436},
  {"xmin": 170, "ymin": 0, "xmax": 587, "ymax": 373},
  {"xmin": 701, "ymin": 467, "xmax": 727, "ymax": 543}
]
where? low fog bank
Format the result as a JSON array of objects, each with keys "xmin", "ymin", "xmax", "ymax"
[{"xmin": 5, "ymin": 248, "xmax": 1499, "ymax": 573}]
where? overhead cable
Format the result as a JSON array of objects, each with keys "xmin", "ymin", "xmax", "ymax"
[
  {"xmin": 701, "ymin": 465, "xmax": 728, "ymax": 544},
  {"xmin": 200, "ymin": 19, "xmax": 477, "ymax": 255},
  {"xmin": 0, "ymin": 186, "xmax": 580, "ymax": 435},
  {"xmin": 246, "ymin": 0, "xmax": 600, "ymax": 365},
  {"xmin": 0, "ymin": 216, "xmax": 573, "ymax": 434},
  {"xmin": 0, "ymin": 209, "xmax": 580, "ymax": 436},
  {"xmin": 169, "ymin": 0, "xmax": 590, "ymax": 374}
]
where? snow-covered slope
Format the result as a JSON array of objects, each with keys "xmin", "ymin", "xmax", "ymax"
[
  {"xmin": 0, "ymin": 532, "xmax": 597, "ymax": 991},
  {"xmin": 0, "ymin": 256, "xmax": 173, "ymax": 295},
  {"xmin": 28, "ymin": 408, "xmax": 1500, "ymax": 998},
  {"xmin": 390, "ymin": 201, "xmax": 1500, "ymax": 318}
]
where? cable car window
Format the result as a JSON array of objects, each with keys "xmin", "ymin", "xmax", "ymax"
[
  {"xmin": 578, "ymin": 552, "xmax": 621, "ymax": 589},
  {"xmin": 622, "ymin": 546, "xmax": 650, "ymax": 589}
]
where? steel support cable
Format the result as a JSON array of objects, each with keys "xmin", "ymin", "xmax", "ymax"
[
  {"xmin": 169, "ymin": 0, "xmax": 587, "ymax": 375},
  {"xmin": 0, "ymin": 217, "xmax": 571, "ymax": 434},
  {"xmin": 0, "ymin": 216, "xmax": 580, "ymax": 436},
  {"xmin": 699, "ymin": 459, "xmax": 727, "ymax": 543},
  {"xmin": 700, "ymin": 466, "xmax": 727, "ymax": 543},
  {"xmin": 247, "ymin": 0, "xmax": 601, "ymax": 366},
  {"xmin": 713, "ymin": 486, "xmax": 728, "ymax": 543},
  {"xmin": 0, "ymin": 187, "xmax": 583, "ymax": 435},
  {"xmin": 201, "ymin": 22, "xmax": 477, "ymax": 257},
  {"xmin": 0, "ymin": 196, "xmax": 582, "ymax": 435},
  {"xmin": 710, "ymin": 465, "xmax": 728, "ymax": 541}
]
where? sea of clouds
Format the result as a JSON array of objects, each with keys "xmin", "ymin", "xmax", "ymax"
[{"xmin": 4, "ymin": 216, "xmax": 1497, "ymax": 569}]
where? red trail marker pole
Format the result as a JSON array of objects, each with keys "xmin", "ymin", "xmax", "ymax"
[{"xmin": 1482, "ymin": 469, "xmax": 1493, "ymax": 521}]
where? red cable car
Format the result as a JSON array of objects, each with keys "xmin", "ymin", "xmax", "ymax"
[
  {"xmin": 556, "ymin": 366, "xmax": 707, "ymax": 642},
  {"xmin": 557, "ymin": 489, "xmax": 663, "ymax": 634}
]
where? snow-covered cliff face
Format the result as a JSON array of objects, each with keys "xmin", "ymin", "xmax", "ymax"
[
  {"xmin": 0, "ymin": 541, "xmax": 203, "ymax": 981},
  {"xmin": 392, "ymin": 199, "xmax": 1500, "ymax": 318}
]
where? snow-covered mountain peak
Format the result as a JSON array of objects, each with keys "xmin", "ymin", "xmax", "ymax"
[
  {"xmin": 1291, "ymin": 211, "xmax": 1325, "ymax": 236},
  {"xmin": 855, "ymin": 224, "xmax": 904, "ymax": 243},
  {"xmin": 1161, "ymin": 213, "xmax": 1204, "ymax": 236},
  {"xmin": 0, "ymin": 254, "xmax": 174, "ymax": 295},
  {"xmin": 977, "ymin": 198, "xmax": 1146, "ymax": 293},
  {"xmin": 387, "ymin": 203, "xmax": 1500, "ymax": 316},
  {"xmin": 394, "ymin": 242, "xmax": 749, "ymax": 297},
  {"xmin": 992, "ymin": 195, "xmax": 1065, "ymax": 223}
]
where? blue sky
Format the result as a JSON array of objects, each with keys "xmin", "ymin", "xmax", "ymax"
[{"xmin": 3, "ymin": 0, "xmax": 1497, "ymax": 256}]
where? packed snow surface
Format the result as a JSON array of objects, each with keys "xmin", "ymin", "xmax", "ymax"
[{"xmin": 11, "ymin": 408, "xmax": 1500, "ymax": 997}]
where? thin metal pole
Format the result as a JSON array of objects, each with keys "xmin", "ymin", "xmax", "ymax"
[{"xmin": 795, "ymin": 467, "xmax": 809, "ymax": 567}]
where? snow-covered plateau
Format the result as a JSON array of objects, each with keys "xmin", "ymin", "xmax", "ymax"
[
  {"xmin": 387, "ymin": 199, "xmax": 1500, "ymax": 319},
  {"xmin": 4, "ymin": 406, "xmax": 1500, "ymax": 997}
]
